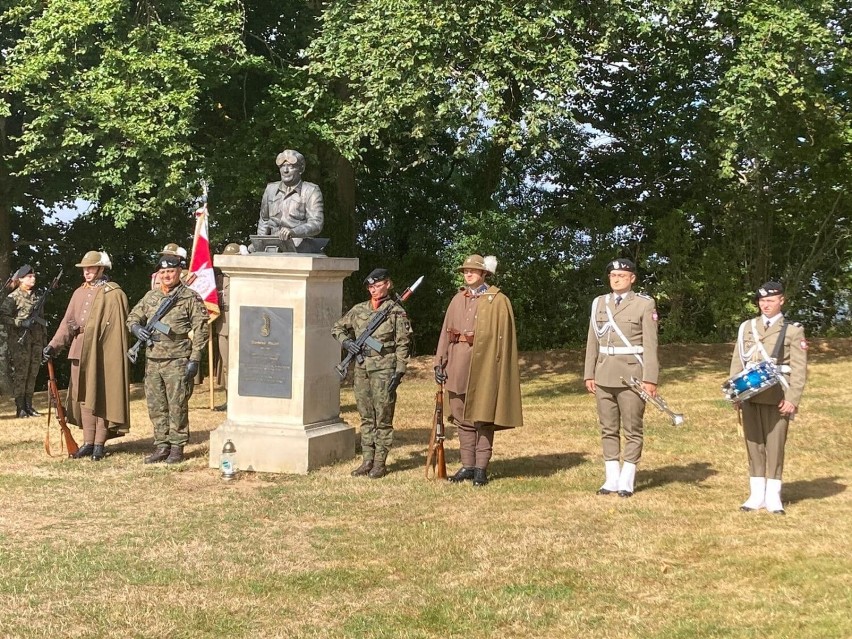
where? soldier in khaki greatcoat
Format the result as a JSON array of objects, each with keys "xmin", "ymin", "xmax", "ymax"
[
  {"xmin": 730, "ymin": 281, "xmax": 807, "ymax": 515},
  {"xmin": 128, "ymin": 254, "xmax": 209, "ymax": 465},
  {"xmin": 332, "ymin": 268, "xmax": 411, "ymax": 479},
  {"xmin": 1, "ymin": 265, "xmax": 46, "ymax": 418},
  {"xmin": 584, "ymin": 258, "xmax": 659, "ymax": 497}
]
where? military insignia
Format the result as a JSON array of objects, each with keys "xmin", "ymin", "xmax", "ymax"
[{"xmin": 758, "ymin": 287, "xmax": 768, "ymax": 297}]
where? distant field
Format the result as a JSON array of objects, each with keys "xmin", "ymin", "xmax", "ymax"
[{"xmin": 1, "ymin": 340, "xmax": 849, "ymax": 639}]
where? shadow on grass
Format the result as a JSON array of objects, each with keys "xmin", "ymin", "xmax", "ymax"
[
  {"xmin": 784, "ymin": 476, "xmax": 847, "ymax": 504},
  {"xmin": 490, "ymin": 452, "xmax": 589, "ymax": 478},
  {"xmin": 638, "ymin": 462, "xmax": 717, "ymax": 491}
]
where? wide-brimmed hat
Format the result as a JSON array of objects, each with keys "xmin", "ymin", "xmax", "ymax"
[
  {"xmin": 457, "ymin": 254, "xmax": 497, "ymax": 274},
  {"xmin": 75, "ymin": 250, "xmax": 112, "ymax": 268}
]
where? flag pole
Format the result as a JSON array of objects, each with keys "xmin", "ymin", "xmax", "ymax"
[{"xmin": 209, "ymin": 337, "xmax": 215, "ymax": 410}]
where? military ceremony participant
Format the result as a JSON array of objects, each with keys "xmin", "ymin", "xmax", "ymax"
[
  {"xmin": 730, "ymin": 282, "xmax": 807, "ymax": 515},
  {"xmin": 128, "ymin": 253, "xmax": 209, "ymax": 464},
  {"xmin": 332, "ymin": 268, "xmax": 411, "ymax": 479},
  {"xmin": 212, "ymin": 243, "xmax": 242, "ymax": 411},
  {"xmin": 434, "ymin": 254, "xmax": 523, "ymax": 487},
  {"xmin": 1, "ymin": 265, "xmax": 46, "ymax": 418},
  {"xmin": 42, "ymin": 251, "xmax": 131, "ymax": 460},
  {"xmin": 584, "ymin": 258, "xmax": 659, "ymax": 498}
]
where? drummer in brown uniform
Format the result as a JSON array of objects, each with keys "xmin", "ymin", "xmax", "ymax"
[
  {"xmin": 584, "ymin": 258, "xmax": 659, "ymax": 497},
  {"xmin": 730, "ymin": 281, "xmax": 807, "ymax": 515}
]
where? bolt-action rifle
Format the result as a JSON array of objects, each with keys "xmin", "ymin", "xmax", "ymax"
[
  {"xmin": 127, "ymin": 291, "xmax": 180, "ymax": 364},
  {"xmin": 335, "ymin": 276, "xmax": 424, "ymax": 380},
  {"xmin": 17, "ymin": 269, "xmax": 63, "ymax": 344},
  {"xmin": 425, "ymin": 383, "xmax": 447, "ymax": 480},
  {"xmin": 44, "ymin": 359, "xmax": 79, "ymax": 457}
]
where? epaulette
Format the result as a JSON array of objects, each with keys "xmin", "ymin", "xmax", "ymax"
[{"xmin": 637, "ymin": 293, "xmax": 654, "ymax": 301}]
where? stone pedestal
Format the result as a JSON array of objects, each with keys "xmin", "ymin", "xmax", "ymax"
[{"xmin": 208, "ymin": 253, "xmax": 358, "ymax": 474}]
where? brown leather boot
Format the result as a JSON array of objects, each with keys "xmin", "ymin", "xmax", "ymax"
[
  {"xmin": 165, "ymin": 445, "xmax": 185, "ymax": 464},
  {"xmin": 368, "ymin": 461, "xmax": 387, "ymax": 479},
  {"xmin": 350, "ymin": 460, "xmax": 374, "ymax": 476},
  {"xmin": 144, "ymin": 445, "xmax": 171, "ymax": 464}
]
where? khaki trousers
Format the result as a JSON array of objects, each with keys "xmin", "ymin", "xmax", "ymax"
[
  {"xmin": 595, "ymin": 385, "xmax": 646, "ymax": 464},
  {"xmin": 741, "ymin": 402, "xmax": 789, "ymax": 480}
]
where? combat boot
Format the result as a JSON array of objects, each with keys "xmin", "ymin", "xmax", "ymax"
[
  {"xmin": 165, "ymin": 445, "xmax": 185, "ymax": 465},
  {"xmin": 24, "ymin": 395, "xmax": 40, "ymax": 417},
  {"xmin": 368, "ymin": 460, "xmax": 387, "ymax": 479},
  {"xmin": 72, "ymin": 443, "xmax": 95, "ymax": 459},
  {"xmin": 14, "ymin": 396, "xmax": 28, "ymax": 419},
  {"xmin": 350, "ymin": 460, "xmax": 373, "ymax": 476},
  {"xmin": 472, "ymin": 468, "xmax": 489, "ymax": 487},
  {"xmin": 144, "ymin": 445, "xmax": 171, "ymax": 464},
  {"xmin": 448, "ymin": 467, "xmax": 475, "ymax": 483},
  {"xmin": 91, "ymin": 444, "xmax": 106, "ymax": 461}
]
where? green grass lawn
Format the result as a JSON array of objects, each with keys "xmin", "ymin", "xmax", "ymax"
[{"xmin": 1, "ymin": 340, "xmax": 849, "ymax": 639}]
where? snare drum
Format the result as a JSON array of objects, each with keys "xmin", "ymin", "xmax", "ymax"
[{"xmin": 722, "ymin": 361, "xmax": 781, "ymax": 402}]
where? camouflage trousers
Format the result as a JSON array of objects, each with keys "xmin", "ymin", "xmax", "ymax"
[
  {"xmin": 145, "ymin": 357, "xmax": 191, "ymax": 447},
  {"xmin": 0, "ymin": 325, "xmax": 10, "ymax": 396},
  {"xmin": 353, "ymin": 366, "xmax": 397, "ymax": 462},
  {"xmin": 11, "ymin": 335, "xmax": 43, "ymax": 397}
]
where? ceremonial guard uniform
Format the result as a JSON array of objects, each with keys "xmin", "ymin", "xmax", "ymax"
[
  {"xmin": 43, "ymin": 251, "xmax": 131, "ymax": 460},
  {"xmin": 332, "ymin": 268, "xmax": 411, "ymax": 479},
  {"xmin": 128, "ymin": 254, "xmax": 209, "ymax": 464},
  {"xmin": 730, "ymin": 282, "xmax": 807, "ymax": 514},
  {"xmin": 584, "ymin": 258, "xmax": 659, "ymax": 497},
  {"xmin": 434, "ymin": 255, "xmax": 523, "ymax": 486},
  {"xmin": 1, "ymin": 265, "xmax": 46, "ymax": 418}
]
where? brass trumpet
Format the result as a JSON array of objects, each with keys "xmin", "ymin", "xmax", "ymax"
[{"xmin": 621, "ymin": 376, "xmax": 685, "ymax": 426}]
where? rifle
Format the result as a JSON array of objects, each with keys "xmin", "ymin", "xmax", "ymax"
[
  {"xmin": 44, "ymin": 359, "xmax": 79, "ymax": 457},
  {"xmin": 127, "ymin": 290, "xmax": 180, "ymax": 364},
  {"xmin": 335, "ymin": 275, "xmax": 424, "ymax": 380},
  {"xmin": 425, "ymin": 383, "xmax": 447, "ymax": 480},
  {"xmin": 17, "ymin": 269, "xmax": 63, "ymax": 344}
]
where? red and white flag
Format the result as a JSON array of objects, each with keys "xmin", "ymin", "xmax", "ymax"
[{"xmin": 188, "ymin": 200, "xmax": 220, "ymax": 322}]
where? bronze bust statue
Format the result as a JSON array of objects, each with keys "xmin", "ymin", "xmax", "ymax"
[{"xmin": 257, "ymin": 150, "xmax": 324, "ymax": 240}]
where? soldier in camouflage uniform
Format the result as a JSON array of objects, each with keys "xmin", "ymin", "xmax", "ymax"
[
  {"xmin": 332, "ymin": 268, "xmax": 412, "ymax": 479},
  {"xmin": 127, "ymin": 254, "xmax": 209, "ymax": 464},
  {"xmin": 1, "ymin": 265, "xmax": 46, "ymax": 418}
]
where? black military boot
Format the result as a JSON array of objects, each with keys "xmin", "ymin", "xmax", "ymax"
[
  {"xmin": 144, "ymin": 445, "xmax": 171, "ymax": 464},
  {"xmin": 472, "ymin": 468, "xmax": 489, "ymax": 487},
  {"xmin": 350, "ymin": 460, "xmax": 373, "ymax": 476},
  {"xmin": 91, "ymin": 444, "xmax": 106, "ymax": 461},
  {"xmin": 165, "ymin": 445, "xmax": 185, "ymax": 465},
  {"xmin": 24, "ymin": 395, "xmax": 40, "ymax": 417},
  {"xmin": 368, "ymin": 460, "xmax": 387, "ymax": 479},
  {"xmin": 14, "ymin": 396, "xmax": 28, "ymax": 419},
  {"xmin": 448, "ymin": 467, "xmax": 475, "ymax": 483},
  {"xmin": 72, "ymin": 443, "xmax": 95, "ymax": 459}
]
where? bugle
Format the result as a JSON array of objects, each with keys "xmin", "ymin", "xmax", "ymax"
[{"xmin": 621, "ymin": 376, "xmax": 685, "ymax": 426}]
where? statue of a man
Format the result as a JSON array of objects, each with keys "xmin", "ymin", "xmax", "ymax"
[{"xmin": 257, "ymin": 150, "xmax": 324, "ymax": 240}]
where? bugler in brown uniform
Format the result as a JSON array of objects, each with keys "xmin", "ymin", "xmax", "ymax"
[
  {"xmin": 584, "ymin": 258, "xmax": 659, "ymax": 497},
  {"xmin": 42, "ymin": 251, "xmax": 131, "ymax": 461},
  {"xmin": 730, "ymin": 281, "xmax": 807, "ymax": 515},
  {"xmin": 434, "ymin": 254, "xmax": 523, "ymax": 486}
]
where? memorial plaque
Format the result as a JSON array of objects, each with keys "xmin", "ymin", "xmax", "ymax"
[{"xmin": 238, "ymin": 306, "xmax": 294, "ymax": 398}]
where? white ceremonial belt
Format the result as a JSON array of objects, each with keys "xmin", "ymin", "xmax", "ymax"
[{"xmin": 603, "ymin": 346, "xmax": 644, "ymax": 355}]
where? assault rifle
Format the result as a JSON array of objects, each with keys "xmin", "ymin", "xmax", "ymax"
[
  {"xmin": 17, "ymin": 269, "xmax": 63, "ymax": 344},
  {"xmin": 44, "ymin": 359, "xmax": 79, "ymax": 458},
  {"xmin": 425, "ymin": 383, "xmax": 447, "ymax": 480},
  {"xmin": 335, "ymin": 275, "xmax": 424, "ymax": 380},
  {"xmin": 127, "ymin": 291, "xmax": 180, "ymax": 364}
]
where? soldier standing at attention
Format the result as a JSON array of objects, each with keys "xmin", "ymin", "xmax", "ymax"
[
  {"xmin": 730, "ymin": 282, "xmax": 807, "ymax": 515},
  {"xmin": 584, "ymin": 258, "xmax": 659, "ymax": 498},
  {"xmin": 212, "ymin": 243, "xmax": 242, "ymax": 411},
  {"xmin": 332, "ymin": 268, "xmax": 411, "ymax": 479},
  {"xmin": 42, "ymin": 251, "xmax": 131, "ymax": 460},
  {"xmin": 1, "ymin": 265, "xmax": 46, "ymax": 418},
  {"xmin": 434, "ymin": 255, "xmax": 523, "ymax": 487},
  {"xmin": 128, "ymin": 254, "xmax": 209, "ymax": 464}
]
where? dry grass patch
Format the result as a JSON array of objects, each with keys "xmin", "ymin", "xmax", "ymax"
[{"xmin": 0, "ymin": 340, "xmax": 850, "ymax": 638}]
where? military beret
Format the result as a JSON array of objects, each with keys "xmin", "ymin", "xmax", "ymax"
[
  {"xmin": 606, "ymin": 258, "xmax": 636, "ymax": 274},
  {"xmin": 13, "ymin": 264, "xmax": 33, "ymax": 279},
  {"xmin": 157, "ymin": 255, "xmax": 182, "ymax": 270},
  {"xmin": 757, "ymin": 281, "xmax": 784, "ymax": 299},
  {"xmin": 363, "ymin": 268, "xmax": 390, "ymax": 286}
]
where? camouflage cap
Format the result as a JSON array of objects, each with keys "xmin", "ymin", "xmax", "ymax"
[{"xmin": 75, "ymin": 250, "xmax": 112, "ymax": 269}]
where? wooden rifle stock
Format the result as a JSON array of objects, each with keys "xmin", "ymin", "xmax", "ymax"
[
  {"xmin": 44, "ymin": 359, "xmax": 79, "ymax": 457},
  {"xmin": 425, "ymin": 383, "xmax": 447, "ymax": 480}
]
